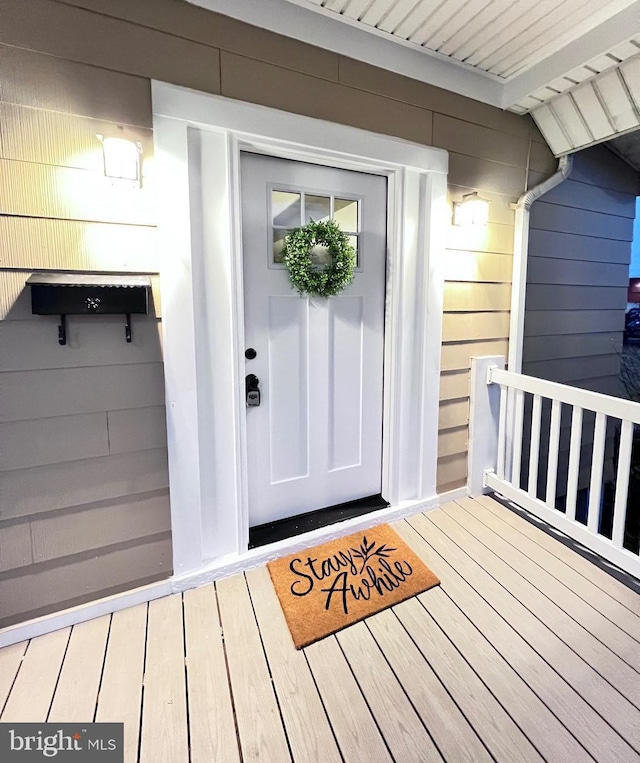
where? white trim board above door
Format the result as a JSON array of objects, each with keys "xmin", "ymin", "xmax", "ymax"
[{"xmin": 152, "ymin": 81, "xmax": 449, "ymax": 590}]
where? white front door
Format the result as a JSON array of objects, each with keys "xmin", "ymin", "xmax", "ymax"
[{"xmin": 241, "ymin": 153, "xmax": 387, "ymax": 527}]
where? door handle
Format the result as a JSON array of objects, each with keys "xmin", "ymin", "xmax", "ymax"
[{"xmin": 245, "ymin": 374, "xmax": 261, "ymax": 407}]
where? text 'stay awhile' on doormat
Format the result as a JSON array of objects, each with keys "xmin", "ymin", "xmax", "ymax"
[{"xmin": 267, "ymin": 524, "xmax": 440, "ymax": 649}]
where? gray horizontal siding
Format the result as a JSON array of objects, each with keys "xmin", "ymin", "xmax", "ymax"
[
  {"xmin": 523, "ymin": 333, "xmax": 622, "ymax": 362},
  {"xmin": 1, "ymin": 14, "xmax": 173, "ymax": 629},
  {"xmin": 572, "ymin": 376, "xmax": 625, "ymax": 397},
  {"xmin": 30, "ymin": 490, "xmax": 171, "ymax": 564},
  {"xmin": 107, "ymin": 406, "xmax": 168, "ymax": 454},
  {"xmin": 0, "ymin": 363, "xmax": 166, "ymax": 422},
  {"xmin": 439, "ymin": 370, "xmax": 470, "ymax": 401},
  {"xmin": 525, "ymin": 285, "xmax": 628, "ymax": 311},
  {"xmin": 567, "ymin": 144, "xmax": 639, "ymax": 195},
  {"xmin": 530, "ymin": 202, "xmax": 634, "ymax": 241},
  {"xmin": 441, "ymin": 338, "xmax": 509, "ymax": 372},
  {"xmin": 522, "ymin": 354, "xmax": 621, "ymax": 385},
  {"xmin": 0, "ymin": 524, "xmax": 33, "ymax": 573},
  {"xmin": 528, "ymin": 230, "xmax": 632, "ymax": 264},
  {"xmin": 537, "ymin": 179, "xmax": 637, "ymax": 218},
  {"xmin": 525, "ymin": 309, "xmax": 625, "ymax": 336},
  {"xmin": 0, "ymin": 407, "xmax": 169, "ymax": 471},
  {"xmin": 447, "ymin": 152, "xmax": 526, "ymax": 196},
  {"xmin": 0, "ymin": 44, "xmax": 153, "ymax": 125},
  {"xmin": 0, "ymin": 318, "xmax": 163, "ymax": 372},
  {"xmin": 2, "ymin": 448, "xmax": 170, "ymax": 521},
  {"xmin": 2, "ymin": 217, "xmax": 158, "ymax": 275},
  {"xmin": 523, "ymin": 145, "xmax": 636, "ymax": 500},
  {"xmin": 0, "ymin": 413, "xmax": 110, "ymax": 471},
  {"xmin": 0, "ymin": 490, "xmax": 170, "ymax": 574},
  {"xmin": 1, "ymin": 0, "xmax": 174, "ymax": 627},
  {"xmin": 0, "ymin": 535, "xmax": 172, "ymax": 628},
  {"xmin": 527, "ymin": 258, "xmax": 630, "ymax": 287},
  {"xmin": 0, "ymin": 158, "xmax": 156, "ymax": 225},
  {"xmin": 3, "ymin": 0, "xmax": 222, "ymax": 95},
  {"xmin": 432, "ymin": 114, "xmax": 529, "ymax": 167}
]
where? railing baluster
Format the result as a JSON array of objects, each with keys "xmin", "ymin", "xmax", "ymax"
[
  {"xmin": 497, "ymin": 384, "xmax": 507, "ymax": 481},
  {"xmin": 478, "ymin": 366, "xmax": 640, "ymax": 580},
  {"xmin": 612, "ymin": 419, "xmax": 633, "ymax": 549},
  {"xmin": 545, "ymin": 399, "xmax": 561, "ymax": 508},
  {"xmin": 565, "ymin": 405, "xmax": 583, "ymax": 522},
  {"xmin": 587, "ymin": 412, "xmax": 606, "ymax": 534},
  {"xmin": 528, "ymin": 394, "xmax": 542, "ymax": 497},
  {"xmin": 511, "ymin": 389, "xmax": 525, "ymax": 488}
]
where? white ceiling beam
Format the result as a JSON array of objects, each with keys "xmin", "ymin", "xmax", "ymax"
[
  {"xmin": 502, "ymin": 0, "xmax": 640, "ymax": 108},
  {"xmin": 187, "ymin": 0, "xmax": 504, "ymax": 107}
]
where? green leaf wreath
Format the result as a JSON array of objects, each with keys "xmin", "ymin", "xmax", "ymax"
[{"xmin": 282, "ymin": 219, "xmax": 356, "ymax": 298}]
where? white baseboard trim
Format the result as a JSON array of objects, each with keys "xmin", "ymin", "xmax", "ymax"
[
  {"xmin": 0, "ymin": 487, "xmax": 467, "ymax": 648},
  {"xmin": 437, "ymin": 486, "xmax": 470, "ymax": 504},
  {"xmin": 0, "ymin": 579, "xmax": 173, "ymax": 649},
  {"xmin": 170, "ymin": 492, "xmax": 457, "ymax": 592}
]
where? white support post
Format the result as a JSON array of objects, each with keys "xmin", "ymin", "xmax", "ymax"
[{"xmin": 468, "ymin": 355, "xmax": 506, "ymax": 496}]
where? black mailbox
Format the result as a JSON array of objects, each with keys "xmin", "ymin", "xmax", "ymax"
[{"xmin": 27, "ymin": 273, "xmax": 151, "ymax": 345}]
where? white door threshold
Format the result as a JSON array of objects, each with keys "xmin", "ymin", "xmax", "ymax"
[{"xmin": 170, "ymin": 490, "xmax": 466, "ymax": 592}]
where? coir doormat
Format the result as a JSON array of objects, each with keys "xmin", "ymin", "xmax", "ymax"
[{"xmin": 267, "ymin": 524, "xmax": 440, "ymax": 649}]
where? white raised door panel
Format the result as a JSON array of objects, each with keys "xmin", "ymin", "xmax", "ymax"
[{"xmin": 241, "ymin": 153, "xmax": 387, "ymax": 526}]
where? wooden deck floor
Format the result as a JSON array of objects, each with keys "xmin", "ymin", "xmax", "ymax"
[{"xmin": 1, "ymin": 494, "xmax": 640, "ymax": 762}]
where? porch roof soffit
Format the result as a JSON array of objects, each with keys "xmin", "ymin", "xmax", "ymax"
[{"xmin": 188, "ymin": 0, "xmax": 640, "ymax": 166}]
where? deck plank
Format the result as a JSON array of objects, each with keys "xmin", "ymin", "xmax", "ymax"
[
  {"xmin": 459, "ymin": 496, "xmax": 640, "ymax": 641},
  {"xmin": 139, "ymin": 594, "xmax": 189, "ymax": 763},
  {"xmin": 366, "ymin": 607, "xmax": 493, "ymax": 763},
  {"xmin": 216, "ymin": 573, "xmax": 291, "ymax": 763},
  {"xmin": 475, "ymin": 493, "xmax": 640, "ymax": 614},
  {"xmin": 96, "ymin": 603, "xmax": 147, "ymax": 763},
  {"xmin": 183, "ymin": 584, "xmax": 241, "ymax": 763},
  {"xmin": 443, "ymin": 500, "xmax": 640, "ymax": 710},
  {"xmin": 245, "ymin": 567, "xmax": 341, "ymax": 763},
  {"xmin": 1, "ymin": 499, "xmax": 640, "ymax": 762},
  {"xmin": 1, "ymin": 627, "xmax": 70, "ymax": 722},
  {"xmin": 0, "ymin": 641, "xmax": 28, "ymax": 712},
  {"xmin": 394, "ymin": 519, "xmax": 592, "ymax": 763},
  {"xmin": 336, "ymin": 620, "xmax": 443, "ymax": 762},
  {"xmin": 409, "ymin": 510, "xmax": 640, "ymax": 763},
  {"xmin": 434, "ymin": 504, "xmax": 640, "ymax": 749},
  {"xmin": 48, "ymin": 616, "xmax": 110, "ymax": 722},
  {"xmin": 394, "ymin": 595, "xmax": 543, "ymax": 763},
  {"xmin": 456, "ymin": 499, "xmax": 640, "ymax": 670},
  {"xmin": 305, "ymin": 634, "xmax": 394, "ymax": 763}
]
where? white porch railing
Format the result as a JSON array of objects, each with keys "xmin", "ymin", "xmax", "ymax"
[{"xmin": 469, "ymin": 355, "xmax": 640, "ymax": 580}]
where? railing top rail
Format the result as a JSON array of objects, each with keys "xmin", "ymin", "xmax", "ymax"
[{"xmin": 489, "ymin": 367, "xmax": 640, "ymax": 426}]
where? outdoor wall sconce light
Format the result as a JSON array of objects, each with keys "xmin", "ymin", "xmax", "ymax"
[
  {"xmin": 27, "ymin": 273, "xmax": 150, "ymax": 346},
  {"xmin": 97, "ymin": 133, "xmax": 142, "ymax": 184},
  {"xmin": 452, "ymin": 192, "xmax": 490, "ymax": 226}
]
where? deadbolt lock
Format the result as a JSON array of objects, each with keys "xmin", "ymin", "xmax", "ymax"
[{"xmin": 245, "ymin": 374, "xmax": 261, "ymax": 407}]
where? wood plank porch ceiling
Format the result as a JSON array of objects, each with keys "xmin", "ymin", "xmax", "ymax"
[
  {"xmin": 299, "ymin": 0, "xmax": 639, "ymax": 80},
  {"xmin": 1, "ymin": 495, "xmax": 640, "ymax": 762}
]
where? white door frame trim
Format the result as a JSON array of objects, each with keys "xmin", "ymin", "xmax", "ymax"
[{"xmin": 152, "ymin": 81, "xmax": 449, "ymax": 589}]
